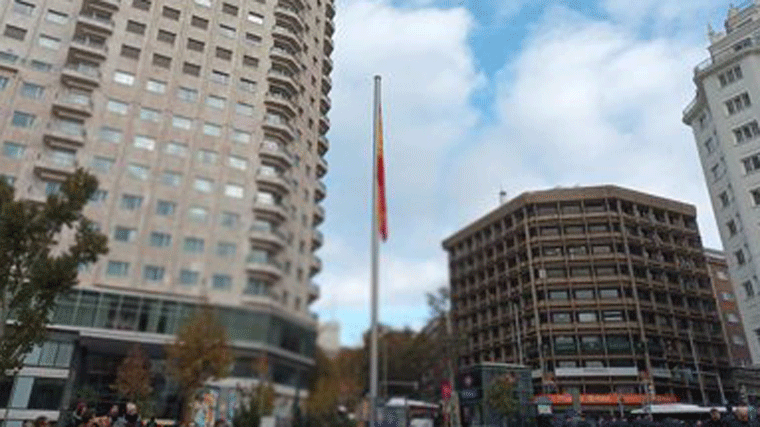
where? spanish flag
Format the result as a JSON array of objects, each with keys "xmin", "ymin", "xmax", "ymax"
[{"xmin": 376, "ymin": 102, "xmax": 388, "ymax": 241}]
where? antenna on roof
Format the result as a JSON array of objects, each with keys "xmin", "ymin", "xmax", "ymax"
[{"xmin": 499, "ymin": 188, "xmax": 507, "ymax": 204}]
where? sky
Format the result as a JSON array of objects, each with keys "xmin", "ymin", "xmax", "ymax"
[{"xmin": 314, "ymin": 0, "xmax": 738, "ymax": 346}]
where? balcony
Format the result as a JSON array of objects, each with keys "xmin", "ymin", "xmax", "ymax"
[
  {"xmin": 70, "ymin": 35, "xmax": 108, "ymax": 60},
  {"xmin": 91, "ymin": 0, "xmax": 120, "ymax": 10},
  {"xmin": 259, "ymin": 140, "xmax": 293, "ymax": 168},
  {"xmin": 245, "ymin": 256, "xmax": 283, "ymax": 281},
  {"xmin": 314, "ymin": 180, "xmax": 326, "ymax": 201},
  {"xmin": 61, "ymin": 63, "xmax": 100, "ymax": 88},
  {"xmin": 256, "ymin": 169, "xmax": 291, "ymax": 194},
  {"xmin": 272, "ymin": 24, "xmax": 301, "ymax": 47},
  {"xmin": 320, "ymin": 95, "xmax": 331, "ymax": 115},
  {"xmin": 52, "ymin": 92, "xmax": 93, "ymax": 118},
  {"xmin": 324, "ymin": 18, "xmax": 335, "ymax": 37},
  {"xmin": 0, "ymin": 51, "xmax": 20, "ymax": 73},
  {"xmin": 310, "ymin": 255, "xmax": 323, "ymax": 276},
  {"xmin": 270, "ymin": 47, "xmax": 300, "ymax": 70},
  {"xmin": 313, "ymin": 204, "xmax": 325, "ymax": 225},
  {"xmin": 77, "ymin": 13, "xmax": 114, "ymax": 34},
  {"xmin": 253, "ymin": 199, "xmax": 288, "ymax": 222},
  {"xmin": 265, "ymin": 92, "xmax": 297, "ymax": 117},
  {"xmin": 323, "ymin": 36, "xmax": 334, "ymax": 56},
  {"xmin": 267, "ymin": 68, "xmax": 299, "ymax": 92},
  {"xmin": 263, "ymin": 113, "xmax": 296, "ymax": 141},
  {"xmin": 318, "ymin": 136, "xmax": 329, "ymax": 156},
  {"xmin": 309, "ymin": 283, "xmax": 320, "ymax": 303},
  {"xmin": 326, "ymin": 0, "xmax": 335, "ymax": 19},
  {"xmin": 43, "ymin": 121, "xmax": 86, "ymax": 148},
  {"xmin": 316, "ymin": 156, "xmax": 327, "ymax": 178},
  {"xmin": 319, "ymin": 115, "xmax": 330, "ymax": 135},
  {"xmin": 34, "ymin": 155, "xmax": 77, "ymax": 181},
  {"xmin": 323, "ymin": 57, "xmax": 333, "ymax": 74},
  {"xmin": 274, "ymin": 8, "xmax": 304, "ymax": 33},
  {"xmin": 249, "ymin": 223, "xmax": 287, "ymax": 250},
  {"xmin": 312, "ymin": 229, "xmax": 324, "ymax": 249}
]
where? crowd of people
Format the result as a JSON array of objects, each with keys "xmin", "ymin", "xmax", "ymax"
[
  {"xmin": 541, "ymin": 405, "xmax": 760, "ymax": 427},
  {"xmin": 68, "ymin": 402, "xmax": 156, "ymax": 427}
]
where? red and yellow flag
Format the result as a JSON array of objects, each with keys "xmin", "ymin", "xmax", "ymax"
[{"xmin": 376, "ymin": 103, "xmax": 388, "ymax": 241}]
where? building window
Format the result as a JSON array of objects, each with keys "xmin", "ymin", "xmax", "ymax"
[
  {"xmin": 736, "ymin": 249, "xmax": 747, "ymax": 266},
  {"xmin": 121, "ymin": 194, "xmax": 143, "ymax": 210},
  {"xmin": 126, "ymin": 20, "xmax": 147, "ymax": 35},
  {"xmin": 182, "ymin": 62, "xmax": 201, "ymax": 76},
  {"xmin": 187, "ymin": 206, "xmax": 209, "ymax": 223},
  {"xmin": 106, "ymin": 261, "xmax": 130, "ymax": 277},
  {"xmin": 133, "ymin": 0, "xmax": 151, "ymax": 10},
  {"xmin": 726, "ymin": 92, "xmax": 751, "ymax": 115},
  {"xmin": 219, "ymin": 24, "xmax": 236, "ymax": 38},
  {"xmin": 149, "ymin": 232, "xmax": 172, "ymax": 248},
  {"xmin": 99, "ymin": 127, "xmax": 122, "ymax": 144},
  {"xmin": 195, "ymin": 0, "xmax": 211, "ymax": 7},
  {"xmin": 245, "ymin": 33, "xmax": 262, "ymax": 45},
  {"xmin": 38, "ymin": 35, "xmax": 60, "ymax": 50},
  {"xmin": 165, "ymin": 142, "xmax": 188, "ymax": 157},
  {"xmin": 704, "ymin": 137, "xmax": 715, "ymax": 154},
  {"xmin": 113, "ymin": 70, "xmax": 135, "ymax": 86},
  {"xmin": 146, "ymin": 79, "xmax": 166, "ymax": 94},
  {"xmin": 229, "ymin": 156, "xmax": 247, "ymax": 170},
  {"xmin": 243, "ymin": 56, "xmax": 259, "ymax": 68},
  {"xmin": 187, "ymin": 39, "xmax": 205, "ymax": 52},
  {"xmin": 718, "ymin": 65, "xmax": 743, "ymax": 87},
  {"xmin": 733, "ymin": 335, "xmax": 746, "ymax": 346},
  {"xmin": 0, "ymin": 76, "xmax": 9, "ymax": 90},
  {"xmin": 113, "ymin": 226, "xmax": 137, "ymax": 243},
  {"xmin": 197, "ymin": 150, "xmax": 218, "ymax": 165},
  {"xmin": 20, "ymin": 83, "xmax": 45, "ymax": 99},
  {"xmin": 217, "ymin": 242, "xmax": 237, "ymax": 257},
  {"xmin": 179, "ymin": 269, "xmax": 199, "ymax": 285},
  {"xmin": 719, "ymin": 191, "xmax": 730, "ymax": 208},
  {"xmin": 215, "ymin": 47, "xmax": 233, "ymax": 61},
  {"xmin": 126, "ymin": 164, "xmax": 149, "ymax": 181},
  {"xmin": 247, "ymin": 12, "xmax": 264, "ymax": 24},
  {"xmin": 222, "ymin": 3, "xmax": 238, "ymax": 15},
  {"xmin": 727, "ymin": 313, "xmax": 740, "ymax": 324},
  {"xmin": 4, "ymin": 25, "xmax": 27, "ymax": 41},
  {"xmin": 139, "ymin": 108, "xmax": 161, "ymax": 122},
  {"xmin": 244, "ymin": 277, "xmax": 268, "ymax": 295},
  {"xmin": 143, "ymin": 266, "xmax": 165, "ymax": 281},
  {"xmin": 203, "ymin": 123, "xmax": 222, "ymax": 136},
  {"xmin": 106, "ymin": 100, "xmax": 129, "ymax": 115},
  {"xmin": 225, "ymin": 184, "xmax": 244, "ymax": 199},
  {"xmin": 578, "ymin": 311, "xmax": 598, "ymax": 323},
  {"xmin": 134, "ymin": 135, "xmax": 156, "ymax": 150},
  {"xmin": 744, "ymin": 280, "xmax": 755, "ymax": 298},
  {"xmin": 155, "ymin": 200, "xmax": 176, "ymax": 216},
  {"xmin": 211, "ymin": 70, "xmax": 229, "ymax": 85},
  {"xmin": 89, "ymin": 190, "xmax": 108, "ymax": 204},
  {"xmin": 206, "ymin": 95, "xmax": 226, "ymax": 109},
  {"xmin": 743, "ymin": 152, "xmax": 760, "ymax": 175},
  {"xmin": 91, "ymin": 156, "xmax": 114, "ymax": 173},
  {"xmin": 157, "ymin": 29, "xmax": 176, "ymax": 44},
  {"xmin": 551, "ymin": 312, "xmax": 571, "ymax": 324},
  {"xmin": 121, "ymin": 45, "xmax": 141, "ymax": 59},
  {"xmin": 177, "ymin": 87, "xmax": 198, "ymax": 103},
  {"xmin": 239, "ymin": 78, "xmax": 256, "ymax": 93},
  {"xmin": 232, "ymin": 129, "xmax": 251, "ymax": 144},
  {"xmin": 727, "ymin": 219, "xmax": 738, "ymax": 237},
  {"xmin": 751, "ymin": 188, "xmax": 760, "ymax": 206},
  {"xmin": 194, "ymin": 178, "xmax": 213, "ymax": 193},
  {"xmin": 220, "ymin": 212, "xmax": 239, "ymax": 229},
  {"xmin": 172, "ymin": 115, "xmax": 193, "ymax": 130},
  {"xmin": 236, "ymin": 102, "xmax": 254, "ymax": 116},
  {"xmin": 45, "ymin": 10, "xmax": 68, "ymax": 24},
  {"xmin": 3, "ymin": 142, "xmax": 25, "ymax": 159},
  {"xmin": 13, "ymin": 1, "xmax": 35, "ymax": 15},
  {"xmin": 161, "ymin": 171, "xmax": 182, "ymax": 187},
  {"xmin": 733, "ymin": 121, "xmax": 760, "ymax": 144},
  {"xmin": 162, "ymin": 6, "xmax": 180, "ymax": 20},
  {"xmin": 602, "ymin": 311, "xmax": 624, "ymax": 322},
  {"xmin": 212, "ymin": 275, "xmax": 232, "ymax": 290},
  {"xmin": 190, "ymin": 15, "xmax": 209, "ymax": 29},
  {"xmin": 11, "ymin": 111, "xmax": 36, "ymax": 128},
  {"xmin": 152, "ymin": 54, "xmax": 171, "ymax": 69},
  {"xmin": 184, "ymin": 238, "xmax": 205, "ymax": 253}
]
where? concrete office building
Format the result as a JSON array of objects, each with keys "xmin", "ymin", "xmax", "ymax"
[
  {"xmin": 0, "ymin": 0, "xmax": 332, "ymax": 423},
  {"xmin": 684, "ymin": 1, "xmax": 760, "ymax": 364},
  {"xmin": 443, "ymin": 186, "xmax": 733, "ymax": 409}
]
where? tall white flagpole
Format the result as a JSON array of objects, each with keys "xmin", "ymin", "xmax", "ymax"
[{"xmin": 369, "ymin": 75, "xmax": 382, "ymax": 427}]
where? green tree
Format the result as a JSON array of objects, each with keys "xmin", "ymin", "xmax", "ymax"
[
  {"xmin": 0, "ymin": 169, "xmax": 108, "ymax": 376},
  {"xmin": 114, "ymin": 344, "xmax": 154, "ymax": 416},
  {"xmin": 165, "ymin": 306, "xmax": 232, "ymax": 423},
  {"xmin": 232, "ymin": 382, "xmax": 274, "ymax": 427},
  {"xmin": 485, "ymin": 376, "xmax": 518, "ymax": 426}
]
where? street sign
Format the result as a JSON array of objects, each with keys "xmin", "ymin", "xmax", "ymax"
[{"xmin": 442, "ymin": 381, "xmax": 452, "ymax": 401}]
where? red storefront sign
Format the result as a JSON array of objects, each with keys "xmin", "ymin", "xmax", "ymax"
[{"xmin": 534, "ymin": 394, "xmax": 678, "ymax": 406}]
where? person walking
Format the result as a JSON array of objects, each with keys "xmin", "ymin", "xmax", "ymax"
[{"xmin": 705, "ymin": 408, "xmax": 728, "ymax": 427}]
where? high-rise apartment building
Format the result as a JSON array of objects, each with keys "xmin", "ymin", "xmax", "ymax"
[
  {"xmin": 683, "ymin": 1, "xmax": 760, "ymax": 364},
  {"xmin": 443, "ymin": 186, "xmax": 733, "ymax": 409},
  {"xmin": 0, "ymin": 0, "xmax": 332, "ymax": 423}
]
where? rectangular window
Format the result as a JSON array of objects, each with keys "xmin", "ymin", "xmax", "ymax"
[
  {"xmin": 736, "ymin": 249, "xmax": 747, "ymax": 266},
  {"xmin": 149, "ymin": 232, "xmax": 172, "ymax": 248},
  {"xmin": 113, "ymin": 226, "xmax": 137, "ymax": 243},
  {"xmin": 718, "ymin": 65, "xmax": 743, "ymax": 87},
  {"xmin": 236, "ymin": 102, "xmax": 254, "ymax": 116},
  {"xmin": 222, "ymin": 3, "xmax": 239, "ymax": 15},
  {"xmin": 602, "ymin": 311, "xmax": 624, "ymax": 322},
  {"xmin": 188, "ymin": 206, "xmax": 209, "ymax": 223},
  {"xmin": 229, "ymin": 156, "xmax": 247, "ymax": 170},
  {"xmin": 145, "ymin": 79, "xmax": 166, "ymax": 94},
  {"xmin": 179, "ymin": 269, "xmax": 199, "ymax": 286},
  {"xmin": 172, "ymin": 115, "xmax": 193, "ymax": 130},
  {"xmin": 239, "ymin": 78, "xmax": 257, "ymax": 93},
  {"xmin": 743, "ymin": 152, "xmax": 760, "ymax": 174},
  {"xmin": 106, "ymin": 261, "xmax": 130, "ymax": 277},
  {"xmin": 161, "ymin": 143, "xmax": 186, "ymax": 159},
  {"xmin": 578, "ymin": 311, "xmax": 598, "ymax": 323},
  {"xmin": 551, "ymin": 312, "xmax": 571, "ymax": 324},
  {"xmin": 3, "ymin": 142, "xmax": 25, "ymax": 159},
  {"xmin": 126, "ymin": 20, "xmax": 147, "ymax": 35},
  {"xmin": 220, "ymin": 212, "xmax": 239, "ymax": 228},
  {"xmin": 184, "ymin": 237, "xmax": 205, "ymax": 253},
  {"xmin": 219, "ymin": 24, "xmax": 236, "ymax": 38},
  {"xmin": 182, "ymin": 62, "xmax": 201, "ymax": 76},
  {"xmin": 187, "ymin": 38, "xmax": 205, "ymax": 52},
  {"xmin": 720, "ymin": 191, "xmax": 730, "ymax": 208},
  {"xmin": 190, "ymin": 16, "xmax": 209, "ymax": 29},
  {"xmin": 728, "ymin": 219, "xmax": 738, "ymax": 236},
  {"xmin": 247, "ymin": 12, "xmax": 264, "ymax": 24},
  {"xmin": 194, "ymin": 178, "xmax": 213, "ymax": 193},
  {"xmin": 225, "ymin": 184, "xmax": 244, "ymax": 198},
  {"xmin": 121, "ymin": 194, "xmax": 143, "ymax": 210},
  {"xmin": 161, "ymin": 171, "xmax": 182, "ymax": 187},
  {"xmin": 246, "ymin": 33, "xmax": 262, "ymax": 45},
  {"xmin": 91, "ymin": 156, "xmax": 114, "ymax": 173},
  {"xmin": 11, "ymin": 111, "xmax": 36, "ymax": 128},
  {"xmin": 177, "ymin": 87, "xmax": 198, "ymax": 102},
  {"xmin": 573, "ymin": 289, "xmax": 594, "ymax": 299},
  {"xmin": 121, "ymin": 45, "xmax": 141, "ymax": 59},
  {"xmin": 126, "ymin": 163, "xmax": 149, "ymax": 181},
  {"xmin": 152, "ymin": 54, "xmax": 171, "ymax": 69},
  {"xmin": 206, "ymin": 95, "xmax": 226, "ymax": 109},
  {"xmin": 13, "ymin": 1, "xmax": 34, "ymax": 15},
  {"xmin": 744, "ymin": 281, "xmax": 755, "ymax": 298},
  {"xmin": 38, "ymin": 35, "xmax": 60, "ymax": 50},
  {"xmin": 203, "ymin": 123, "xmax": 222, "ymax": 136},
  {"xmin": 751, "ymin": 188, "xmax": 760, "ymax": 206},
  {"xmin": 599, "ymin": 288, "xmax": 620, "ymax": 299},
  {"xmin": 4, "ymin": 25, "xmax": 27, "ymax": 41},
  {"xmin": 106, "ymin": 100, "xmax": 129, "ymax": 115},
  {"xmin": 215, "ymin": 47, "xmax": 233, "ymax": 60},
  {"xmin": 733, "ymin": 121, "xmax": 760, "ymax": 144},
  {"xmin": 232, "ymin": 129, "xmax": 251, "ymax": 144},
  {"xmin": 45, "ymin": 10, "xmax": 68, "ymax": 24},
  {"xmin": 217, "ymin": 242, "xmax": 237, "ymax": 257},
  {"xmin": 113, "ymin": 70, "xmax": 135, "ymax": 86},
  {"xmin": 243, "ymin": 55, "xmax": 259, "ymax": 68},
  {"xmin": 162, "ymin": 6, "xmax": 180, "ymax": 20},
  {"xmin": 195, "ymin": 0, "xmax": 211, "ymax": 7},
  {"xmin": 139, "ymin": 107, "xmax": 161, "ymax": 122},
  {"xmin": 212, "ymin": 274, "xmax": 232, "ymax": 290},
  {"xmin": 133, "ymin": 0, "xmax": 151, "ymax": 11},
  {"xmin": 0, "ymin": 76, "xmax": 10, "ymax": 90},
  {"xmin": 197, "ymin": 150, "xmax": 218, "ymax": 165},
  {"xmin": 20, "ymin": 82, "xmax": 45, "ymax": 99},
  {"xmin": 90, "ymin": 189, "xmax": 108, "ymax": 204},
  {"xmin": 726, "ymin": 92, "xmax": 751, "ymax": 115},
  {"xmin": 143, "ymin": 266, "xmax": 165, "ymax": 281},
  {"xmin": 45, "ymin": 181, "xmax": 61, "ymax": 196},
  {"xmin": 548, "ymin": 290, "xmax": 569, "ymax": 300},
  {"xmin": 211, "ymin": 70, "xmax": 229, "ymax": 85},
  {"xmin": 157, "ymin": 29, "xmax": 176, "ymax": 44},
  {"xmin": 155, "ymin": 200, "xmax": 176, "ymax": 216},
  {"xmin": 100, "ymin": 127, "xmax": 122, "ymax": 144}
]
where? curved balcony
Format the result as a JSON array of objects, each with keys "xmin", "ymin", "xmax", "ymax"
[
  {"xmin": 310, "ymin": 255, "xmax": 323, "ymax": 276},
  {"xmin": 256, "ymin": 169, "xmax": 291, "ymax": 195},
  {"xmin": 263, "ymin": 113, "xmax": 296, "ymax": 141},
  {"xmin": 259, "ymin": 140, "xmax": 293, "ymax": 168},
  {"xmin": 324, "ymin": 18, "xmax": 335, "ymax": 37},
  {"xmin": 313, "ymin": 204, "xmax": 325, "ymax": 225},
  {"xmin": 320, "ymin": 96, "xmax": 331, "ymax": 115},
  {"xmin": 312, "ymin": 229, "xmax": 324, "ymax": 249},
  {"xmin": 316, "ymin": 156, "xmax": 327, "ymax": 178},
  {"xmin": 322, "ymin": 74, "xmax": 332, "ymax": 94},
  {"xmin": 323, "ymin": 36, "xmax": 334, "ymax": 56},
  {"xmin": 265, "ymin": 92, "xmax": 298, "ymax": 118},
  {"xmin": 92, "ymin": 0, "xmax": 120, "ymax": 10},
  {"xmin": 43, "ymin": 121, "xmax": 86, "ymax": 148},
  {"xmin": 252, "ymin": 199, "xmax": 288, "ymax": 222},
  {"xmin": 273, "ymin": 25, "xmax": 301, "ymax": 48},
  {"xmin": 326, "ymin": 0, "xmax": 335, "ymax": 19},
  {"xmin": 249, "ymin": 224, "xmax": 287, "ymax": 250},
  {"xmin": 70, "ymin": 35, "xmax": 108, "ymax": 61},
  {"xmin": 308, "ymin": 283, "xmax": 320, "ymax": 303},
  {"xmin": 34, "ymin": 157, "xmax": 76, "ymax": 182},
  {"xmin": 318, "ymin": 136, "xmax": 329, "ymax": 156},
  {"xmin": 319, "ymin": 115, "xmax": 330, "ymax": 135},
  {"xmin": 61, "ymin": 63, "xmax": 101, "ymax": 88},
  {"xmin": 270, "ymin": 47, "xmax": 300, "ymax": 71},
  {"xmin": 275, "ymin": 7, "xmax": 304, "ymax": 32},
  {"xmin": 245, "ymin": 256, "xmax": 283, "ymax": 281},
  {"xmin": 267, "ymin": 68, "xmax": 299, "ymax": 93},
  {"xmin": 314, "ymin": 180, "xmax": 326, "ymax": 202},
  {"xmin": 52, "ymin": 92, "xmax": 93, "ymax": 118},
  {"xmin": 76, "ymin": 13, "xmax": 114, "ymax": 34}
]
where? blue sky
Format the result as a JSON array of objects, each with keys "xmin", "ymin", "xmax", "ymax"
[{"xmin": 315, "ymin": 0, "xmax": 736, "ymax": 346}]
